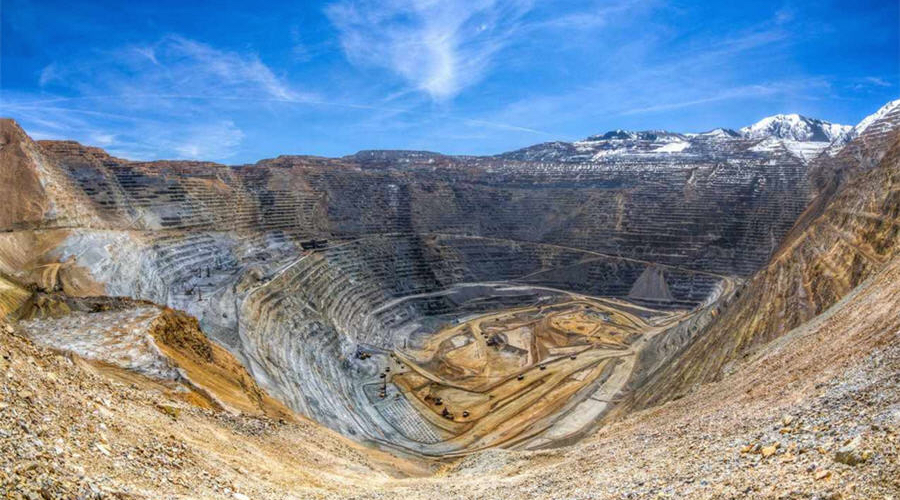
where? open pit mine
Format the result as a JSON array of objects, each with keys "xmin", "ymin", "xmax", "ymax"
[{"xmin": 2, "ymin": 101, "xmax": 899, "ymax": 498}]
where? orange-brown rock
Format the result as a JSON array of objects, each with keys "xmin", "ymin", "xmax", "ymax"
[
  {"xmin": 148, "ymin": 308, "xmax": 294, "ymax": 420},
  {"xmin": 0, "ymin": 119, "xmax": 51, "ymax": 230}
]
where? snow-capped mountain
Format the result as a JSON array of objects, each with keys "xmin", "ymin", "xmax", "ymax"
[
  {"xmin": 849, "ymin": 99, "xmax": 900, "ymax": 137},
  {"xmin": 739, "ymin": 114, "xmax": 850, "ymax": 143},
  {"xmin": 738, "ymin": 114, "xmax": 851, "ymax": 162},
  {"xmin": 347, "ymin": 101, "xmax": 897, "ymax": 173},
  {"xmin": 499, "ymin": 130, "xmax": 693, "ymax": 162},
  {"xmin": 825, "ymin": 99, "xmax": 900, "ymax": 157},
  {"xmin": 499, "ymin": 114, "xmax": 852, "ymax": 164}
]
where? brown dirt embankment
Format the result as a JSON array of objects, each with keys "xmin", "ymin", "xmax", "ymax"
[
  {"xmin": 148, "ymin": 307, "xmax": 295, "ymax": 421},
  {"xmin": 0, "ymin": 119, "xmax": 50, "ymax": 230}
]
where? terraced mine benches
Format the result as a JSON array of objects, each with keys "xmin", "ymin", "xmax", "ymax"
[
  {"xmin": 26, "ymin": 124, "xmax": 816, "ymax": 455},
  {"xmin": 236, "ymin": 233, "xmax": 735, "ymax": 455}
]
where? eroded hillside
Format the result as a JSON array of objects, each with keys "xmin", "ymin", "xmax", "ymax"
[
  {"xmin": 1, "ymin": 101, "xmax": 899, "ymax": 498},
  {"xmin": 1, "ymin": 112, "xmax": 815, "ymax": 453},
  {"xmin": 3, "ymin": 198, "xmax": 898, "ymax": 498},
  {"xmin": 622, "ymin": 102, "xmax": 900, "ymax": 413}
]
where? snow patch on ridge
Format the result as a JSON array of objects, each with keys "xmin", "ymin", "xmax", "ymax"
[
  {"xmin": 853, "ymin": 99, "xmax": 900, "ymax": 137},
  {"xmin": 826, "ymin": 99, "xmax": 900, "ymax": 156},
  {"xmin": 750, "ymin": 138, "xmax": 830, "ymax": 162},
  {"xmin": 699, "ymin": 128, "xmax": 740, "ymax": 139},
  {"xmin": 654, "ymin": 141, "xmax": 690, "ymax": 153}
]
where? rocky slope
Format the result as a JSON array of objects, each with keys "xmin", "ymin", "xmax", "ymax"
[
  {"xmin": 620, "ymin": 100, "xmax": 900, "ymax": 413},
  {"xmin": 2, "ymin": 217, "xmax": 897, "ymax": 498},
  {"xmin": 1, "ymin": 99, "xmax": 898, "ymax": 497},
  {"xmin": 0, "ymin": 319, "xmax": 427, "ymax": 499},
  {"xmin": 16, "ymin": 295, "xmax": 295, "ymax": 420},
  {"xmin": 0, "ymin": 109, "xmax": 825, "ymax": 450}
]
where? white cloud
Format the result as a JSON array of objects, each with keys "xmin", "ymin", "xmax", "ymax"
[
  {"xmin": 33, "ymin": 35, "xmax": 309, "ymax": 103},
  {"xmin": 76, "ymin": 34, "xmax": 311, "ymax": 103},
  {"xmin": 146, "ymin": 36, "xmax": 302, "ymax": 101},
  {"xmin": 88, "ymin": 132, "xmax": 117, "ymax": 146},
  {"xmin": 326, "ymin": 0, "xmax": 532, "ymax": 100},
  {"xmin": 618, "ymin": 81, "xmax": 828, "ymax": 116},
  {"xmin": 173, "ymin": 121, "xmax": 245, "ymax": 160},
  {"xmin": 6, "ymin": 36, "xmax": 311, "ymax": 161},
  {"xmin": 38, "ymin": 63, "xmax": 60, "ymax": 87},
  {"xmin": 864, "ymin": 77, "xmax": 892, "ymax": 88},
  {"xmin": 478, "ymin": 18, "xmax": 825, "ymax": 135},
  {"xmin": 523, "ymin": 0, "xmax": 652, "ymax": 32}
]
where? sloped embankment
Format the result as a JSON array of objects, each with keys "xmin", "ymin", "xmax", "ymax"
[
  {"xmin": 622, "ymin": 130, "xmax": 900, "ymax": 412},
  {"xmin": 147, "ymin": 308, "xmax": 295, "ymax": 419},
  {"xmin": 2, "ymin": 223, "xmax": 898, "ymax": 497},
  {"xmin": 0, "ymin": 319, "xmax": 426, "ymax": 499},
  {"xmin": 15, "ymin": 295, "xmax": 295, "ymax": 420}
]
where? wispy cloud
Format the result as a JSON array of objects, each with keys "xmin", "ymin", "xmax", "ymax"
[
  {"xmin": 325, "ymin": 0, "xmax": 533, "ymax": 100},
  {"xmin": 38, "ymin": 34, "xmax": 310, "ymax": 102},
  {"xmin": 173, "ymin": 121, "xmax": 245, "ymax": 159},
  {"xmin": 522, "ymin": 0, "xmax": 653, "ymax": 33},
  {"xmin": 862, "ymin": 76, "xmax": 892, "ymax": 88},
  {"xmin": 5, "ymin": 35, "xmax": 316, "ymax": 161},
  {"xmin": 618, "ymin": 80, "xmax": 831, "ymax": 116},
  {"xmin": 476, "ymin": 15, "xmax": 832, "ymax": 136}
]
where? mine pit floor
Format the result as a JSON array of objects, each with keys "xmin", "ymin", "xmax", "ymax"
[{"xmin": 373, "ymin": 294, "xmax": 693, "ymax": 455}]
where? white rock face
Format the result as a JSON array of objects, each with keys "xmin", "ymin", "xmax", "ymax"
[{"xmin": 21, "ymin": 307, "xmax": 178, "ymax": 380}]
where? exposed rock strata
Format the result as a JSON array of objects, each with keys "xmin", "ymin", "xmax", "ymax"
[
  {"xmin": 0, "ymin": 101, "xmax": 896, "ymax": 456},
  {"xmin": 621, "ymin": 102, "xmax": 900, "ymax": 413}
]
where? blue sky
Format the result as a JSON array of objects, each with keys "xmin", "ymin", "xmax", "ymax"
[{"xmin": 1, "ymin": 0, "xmax": 897, "ymax": 163}]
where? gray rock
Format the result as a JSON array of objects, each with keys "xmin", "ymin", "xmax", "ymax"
[{"xmin": 834, "ymin": 436, "xmax": 869, "ymax": 466}]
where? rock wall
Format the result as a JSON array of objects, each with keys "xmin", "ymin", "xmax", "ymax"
[
  {"xmin": 0, "ymin": 105, "xmax": 887, "ymax": 451},
  {"xmin": 623, "ymin": 110, "xmax": 900, "ymax": 412}
]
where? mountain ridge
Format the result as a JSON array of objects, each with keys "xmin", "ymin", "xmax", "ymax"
[
  {"xmin": 498, "ymin": 112, "xmax": 858, "ymax": 163},
  {"xmin": 739, "ymin": 113, "xmax": 851, "ymax": 142},
  {"xmin": 12, "ymin": 110, "xmax": 869, "ymax": 167}
]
